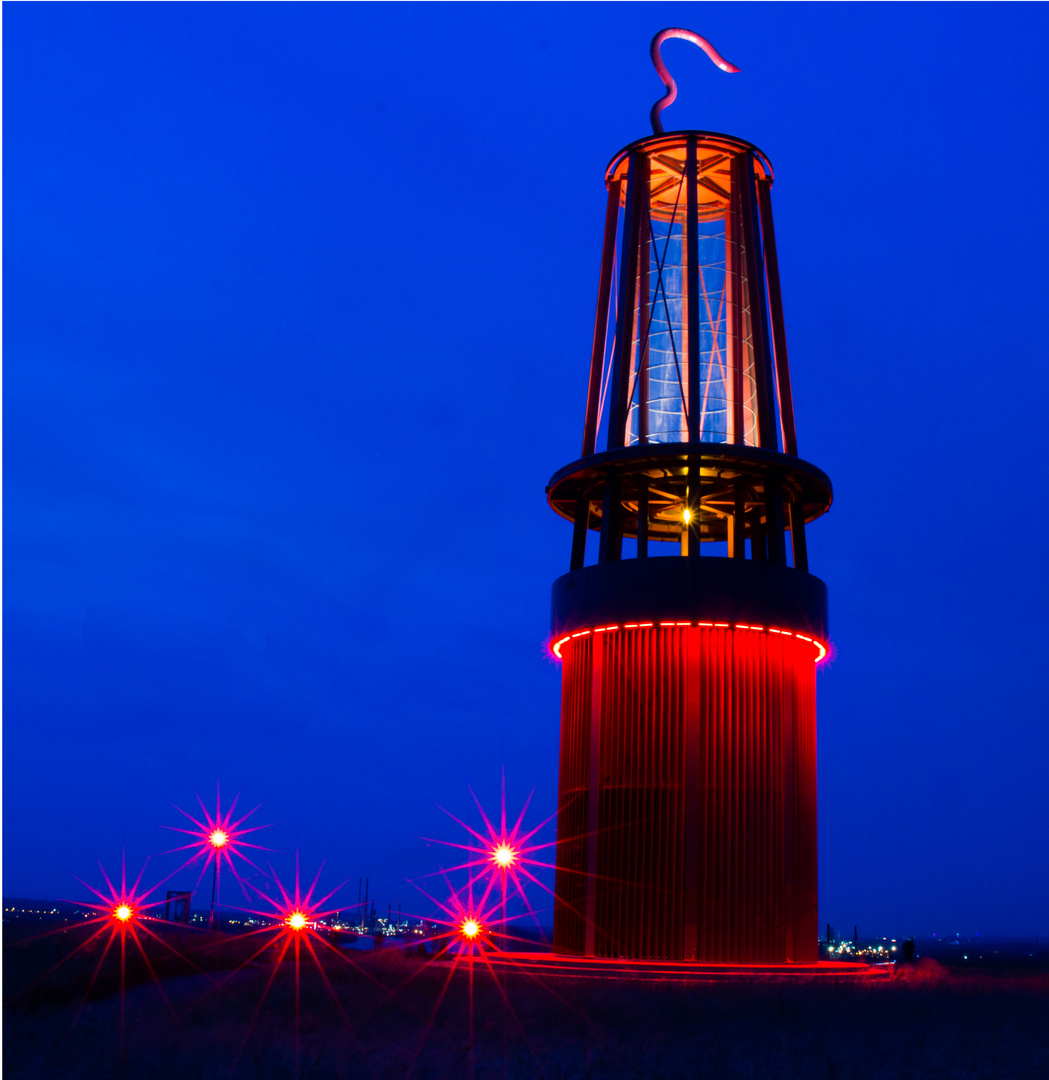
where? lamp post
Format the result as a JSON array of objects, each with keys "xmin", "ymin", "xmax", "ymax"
[
  {"xmin": 207, "ymin": 829, "xmax": 228, "ymax": 930},
  {"xmin": 493, "ymin": 844, "xmax": 515, "ymax": 948}
]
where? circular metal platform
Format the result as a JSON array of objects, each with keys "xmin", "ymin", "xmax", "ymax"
[{"xmin": 547, "ymin": 443, "xmax": 832, "ymax": 543}]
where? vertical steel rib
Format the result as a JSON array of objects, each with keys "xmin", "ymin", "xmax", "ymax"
[
  {"xmin": 738, "ymin": 151, "xmax": 777, "ymax": 450},
  {"xmin": 583, "ymin": 180, "xmax": 623, "ymax": 456},
  {"xmin": 757, "ymin": 177, "xmax": 798, "ymax": 458}
]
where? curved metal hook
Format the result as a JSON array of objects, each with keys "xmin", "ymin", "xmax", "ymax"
[{"xmin": 650, "ymin": 28, "xmax": 740, "ymax": 135}]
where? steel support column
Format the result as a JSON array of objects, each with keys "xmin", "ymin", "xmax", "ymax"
[
  {"xmin": 757, "ymin": 178, "xmax": 798, "ymax": 457},
  {"xmin": 607, "ymin": 158, "xmax": 643, "ymax": 451},
  {"xmin": 598, "ymin": 473, "xmax": 623, "ymax": 563},
  {"xmin": 738, "ymin": 151, "xmax": 777, "ymax": 450},
  {"xmin": 637, "ymin": 481, "xmax": 649, "ymax": 558},
  {"xmin": 728, "ymin": 477, "xmax": 746, "ymax": 558},
  {"xmin": 789, "ymin": 501, "xmax": 809, "ymax": 573},
  {"xmin": 765, "ymin": 473, "xmax": 787, "ymax": 565},
  {"xmin": 583, "ymin": 180, "xmax": 623, "ymax": 456},
  {"xmin": 570, "ymin": 493, "xmax": 590, "ymax": 571},
  {"xmin": 686, "ymin": 136, "xmax": 701, "ymax": 443}
]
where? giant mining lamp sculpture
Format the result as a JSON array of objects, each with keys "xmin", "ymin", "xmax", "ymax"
[{"xmin": 547, "ymin": 30, "xmax": 831, "ymax": 964}]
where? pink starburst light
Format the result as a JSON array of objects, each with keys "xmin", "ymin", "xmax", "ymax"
[
  {"xmin": 162, "ymin": 784, "xmax": 273, "ymax": 927},
  {"xmin": 421, "ymin": 773, "xmax": 558, "ymax": 948}
]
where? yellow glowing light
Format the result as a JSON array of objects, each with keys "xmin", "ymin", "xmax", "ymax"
[
  {"xmin": 287, "ymin": 912, "xmax": 307, "ymax": 930},
  {"xmin": 682, "ymin": 508, "xmax": 692, "ymax": 524},
  {"xmin": 461, "ymin": 920, "xmax": 480, "ymax": 938},
  {"xmin": 493, "ymin": 844, "xmax": 515, "ymax": 867},
  {"xmin": 115, "ymin": 905, "xmax": 133, "ymax": 922},
  {"xmin": 209, "ymin": 829, "xmax": 229, "ymax": 848}
]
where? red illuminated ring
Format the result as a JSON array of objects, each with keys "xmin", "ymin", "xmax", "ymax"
[{"xmin": 550, "ymin": 622, "xmax": 827, "ymax": 663}]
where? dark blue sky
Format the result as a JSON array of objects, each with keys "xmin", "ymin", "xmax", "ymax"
[{"xmin": 6, "ymin": 3, "xmax": 1048, "ymax": 936}]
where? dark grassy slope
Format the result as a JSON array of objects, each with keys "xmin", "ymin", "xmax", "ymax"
[{"xmin": 5, "ymin": 926, "xmax": 1049, "ymax": 1080}]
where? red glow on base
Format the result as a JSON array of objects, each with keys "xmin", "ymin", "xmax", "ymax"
[
  {"xmin": 554, "ymin": 620, "xmax": 820, "ymax": 962},
  {"xmin": 478, "ymin": 952, "xmax": 888, "ymax": 980}
]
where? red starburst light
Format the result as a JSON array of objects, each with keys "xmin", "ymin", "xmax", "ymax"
[
  {"xmin": 408, "ymin": 871, "xmax": 499, "ymax": 959},
  {"xmin": 400, "ymin": 854, "xmax": 569, "ymax": 1080},
  {"xmin": 199, "ymin": 855, "xmax": 377, "ymax": 1063},
  {"xmin": 28, "ymin": 854, "xmax": 199, "ymax": 1045}
]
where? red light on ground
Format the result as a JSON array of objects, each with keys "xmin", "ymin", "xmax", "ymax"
[
  {"xmin": 114, "ymin": 905, "xmax": 133, "ymax": 922},
  {"xmin": 461, "ymin": 919, "xmax": 480, "ymax": 939},
  {"xmin": 493, "ymin": 845, "xmax": 516, "ymax": 867},
  {"xmin": 209, "ymin": 829, "xmax": 229, "ymax": 848},
  {"xmin": 286, "ymin": 912, "xmax": 307, "ymax": 930}
]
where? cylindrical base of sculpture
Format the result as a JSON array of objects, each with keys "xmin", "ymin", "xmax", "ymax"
[{"xmin": 552, "ymin": 622, "xmax": 818, "ymax": 963}]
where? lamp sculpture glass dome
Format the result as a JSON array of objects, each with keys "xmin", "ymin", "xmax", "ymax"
[{"xmin": 547, "ymin": 31, "xmax": 831, "ymax": 964}]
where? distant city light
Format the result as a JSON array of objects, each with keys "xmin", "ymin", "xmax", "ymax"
[
  {"xmin": 461, "ymin": 919, "xmax": 480, "ymax": 938},
  {"xmin": 286, "ymin": 912, "xmax": 307, "ymax": 930},
  {"xmin": 493, "ymin": 844, "xmax": 516, "ymax": 867},
  {"xmin": 114, "ymin": 905, "xmax": 133, "ymax": 922},
  {"xmin": 209, "ymin": 829, "xmax": 229, "ymax": 848}
]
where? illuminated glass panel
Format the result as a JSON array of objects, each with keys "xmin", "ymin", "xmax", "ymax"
[{"xmin": 610, "ymin": 137, "xmax": 765, "ymax": 449}]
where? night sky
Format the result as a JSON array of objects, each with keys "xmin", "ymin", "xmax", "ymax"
[{"xmin": 6, "ymin": 3, "xmax": 1048, "ymax": 937}]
